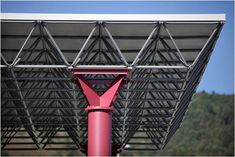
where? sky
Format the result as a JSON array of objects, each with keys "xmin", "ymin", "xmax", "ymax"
[{"xmin": 1, "ymin": 1, "xmax": 234, "ymax": 94}]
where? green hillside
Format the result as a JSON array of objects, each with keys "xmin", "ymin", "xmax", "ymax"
[
  {"xmin": 2, "ymin": 92, "xmax": 234, "ymax": 156},
  {"xmin": 133, "ymin": 91, "xmax": 234, "ymax": 156}
]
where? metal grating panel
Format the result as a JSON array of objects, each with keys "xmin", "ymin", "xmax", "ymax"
[{"xmin": 1, "ymin": 13, "xmax": 224, "ymax": 152}]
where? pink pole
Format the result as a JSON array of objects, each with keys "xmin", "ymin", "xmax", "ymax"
[{"xmin": 87, "ymin": 109, "xmax": 112, "ymax": 156}]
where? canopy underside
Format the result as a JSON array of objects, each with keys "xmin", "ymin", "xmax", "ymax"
[{"xmin": 1, "ymin": 14, "xmax": 224, "ymax": 152}]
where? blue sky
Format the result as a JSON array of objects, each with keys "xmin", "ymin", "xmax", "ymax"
[{"xmin": 1, "ymin": 1, "xmax": 234, "ymax": 94}]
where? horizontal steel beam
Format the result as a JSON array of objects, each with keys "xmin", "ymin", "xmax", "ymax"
[
  {"xmin": 3, "ymin": 98, "xmax": 179, "ymax": 101},
  {"xmin": 1, "ymin": 48, "xmax": 201, "ymax": 53},
  {"xmin": 0, "ymin": 65, "xmax": 188, "ymax": 69},
  {"xmin": 1, "ymin": 34, "xmax": 211, "ymax": 40},
  {"xmin": 1, "ymin": 107, "xmax": 173, "ymax": 110},
  {"xmin": 1, "ymin": 77, "xmax": 186, "ymax": 82}
]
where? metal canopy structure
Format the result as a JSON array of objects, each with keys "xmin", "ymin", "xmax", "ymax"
[{"xmin": 1, "ymin": 13, "xmax": 225, "ymax": 154}]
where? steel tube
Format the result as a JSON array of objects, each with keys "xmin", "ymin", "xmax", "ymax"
[
  {"xmin": 87, "ymin": 109, "xmax": 112, "ymax": 156},
  {"xmin": 43, "ymin": 25, "xmax": 69, "ymax": 65},
  {"xmin": 0, "ymin": 64, "xmax": 188, "ymax": 69},
  {"xmin": 103, "ymin": 25, "xmax": 129, "ymax": 66},
  {"xmin": 11, "ymin": 24, "xmax": 36, "ymax": 66},
  {"xmin": 135, "ymin": 65, "xmax": 187, "ymax": 69},
  {"xmin": 72, "ymin": 25, "xmax": 97, "ymax": 66},
  {"xmin": 191, "ymin": 24, "xmax": 220, "ymax": 67},
  {"xmin": 131, "ymin": 25, "xmax": 158, "ymax": 66}
]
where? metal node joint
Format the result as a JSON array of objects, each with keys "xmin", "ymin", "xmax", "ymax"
[{"xmin": 77, "ymin": 74, "xmax": 125, "ymax": 111}]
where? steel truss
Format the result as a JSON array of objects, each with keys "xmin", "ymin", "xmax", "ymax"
[{"xmin": 1, "ymin": 19, "xmax": 224, "ymax": 153}]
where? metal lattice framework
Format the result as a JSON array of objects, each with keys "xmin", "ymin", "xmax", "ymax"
[{"xmin": 1, "ymin": 13, "xmax": 224, "ymax": 153}]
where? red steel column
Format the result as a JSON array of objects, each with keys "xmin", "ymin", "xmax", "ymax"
[
  {"xmin": 86, "ymin": 108, "xmax": 112, "ymax": 156},
  {"xmin": 70, "ymin": 70, "xmax": 129, "ymax": 156}
]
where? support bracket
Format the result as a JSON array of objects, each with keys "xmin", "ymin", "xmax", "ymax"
[
  {"xmin": 69, "ymin": 68, "xmax": 131, "ymax": 110},
  {"xmin": 69, "ymin": 68, "xmax": 131, "ymax": 156}
]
